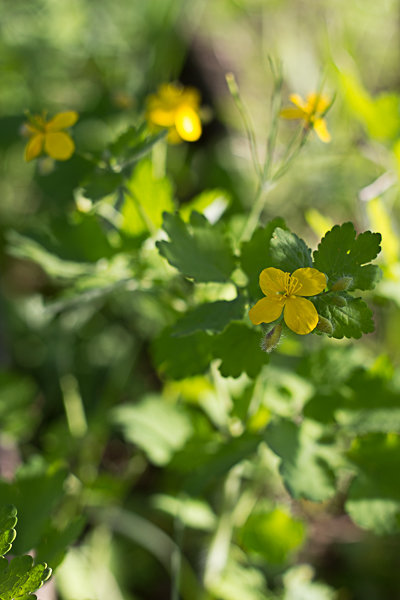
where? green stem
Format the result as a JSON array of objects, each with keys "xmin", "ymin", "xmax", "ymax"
[
  {"xmin": 239, "ymin": 180, "xmax": 275, "ymax": 242},
  {"xmin": 60, "ymin": 373, "xmax": 87, "ymax": 438},
  {"xmin": 152, "ymin": 138, "xmax": 167, "ymax": 179},
  {"xmin": 171, "ymin": 509, "xmax": 185, "ymax": 600},
  {"xmin": 203, "ymin": 464, "xmax": 243, "ymax": 588},
  {"xmin": 226, "ymin": 73, "xmax": 263, "ymax": 182},
  {"xmin": 95, "ymin": 506, "xmax": 206, "ymax": 600}
]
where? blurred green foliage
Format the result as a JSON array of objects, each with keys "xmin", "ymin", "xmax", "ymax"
[{"xmin": 1, "ymin": 1, "xmax": 400, "ymax": 600}]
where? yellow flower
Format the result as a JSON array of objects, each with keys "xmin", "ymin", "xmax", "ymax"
[
  {"xmin": 280, "ymin": 93, "xmax": 331, "ymax": 143},
  {"xmin": 249, "ymin": 267, "xmax": 326, "ymax": 335},
  {"xmin": 146, "ymin": 83, "xmax": 202, "ymax": 144},
  {"xmin": 24, "ymin": 111, "xmax": 78, "ymax": 162}
]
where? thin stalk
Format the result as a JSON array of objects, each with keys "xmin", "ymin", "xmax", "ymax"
[
  {"xmin": 262, "ymin": 57, "xmax": 283, "ymax": 181},
  {"xmin": 60, "ymin": 374, "xmax": 87, "ymax": 438},
  {"xmin": 239, "ymin": 180, "xmax": 275, "ymax": 243},
  {"xmin": 203, "ymin": 464, "xmax": 243, "ymax": 588},
  {"xmin": 171, "ymin": 509, "xmax": 185, "ymax": 600},
  {"xmin": 152, "ymin": 138, "xmax": 167, "ymax": 179},
  {"xmin": 239, "ymin": 59, "xmax": 283, "ymax": 243},
  {"xmin": 271, "ymin": 129, "xmax": 309, "ymax": 182},
  {"xmin": 226, "ymin": 73, "xmax": 263, "ymax": 182},
  {"xmin": 96, "ymin": 506, "xmax": 206, "ymax": 600}
]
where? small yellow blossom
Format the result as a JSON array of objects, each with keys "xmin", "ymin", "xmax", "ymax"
[
  {"xmin": 249, "ymin": 267, "xmax": 326, "ymax": 335},
  {"xmin": 24, "ymin": 111, "xmax": 78, "ymax": 162},
  {"xmin": 146, "ymin": 83, "xmax": 202, "ymax": 144},
  {"xmin": 280, "ymin": 93, "xmax": 331, "ymax": 143}
]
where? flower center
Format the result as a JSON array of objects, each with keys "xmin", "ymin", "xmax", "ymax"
[{"xmin": 282, "ymin": 273, "xmax": 302, "ymax": 298}]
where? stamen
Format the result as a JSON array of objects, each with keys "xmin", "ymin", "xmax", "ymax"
[{"xmin": 286, "ymin": 274, "xmax": 302, "ymax": 297}]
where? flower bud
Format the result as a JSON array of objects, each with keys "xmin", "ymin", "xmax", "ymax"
[
  {"xmin": 316, "ymin": 315, "xmax": 333, "ymax": 335},
  {"xmin": 261, "ymin": 323, "xmax": 282, "ymax": 353},
  {"xmin": 330, "ymin": 295, "xmax": 347, "ymax": 307},
  {"xmin": 331, "ymin": 276, "xmax": 353, "ymax": 292}
]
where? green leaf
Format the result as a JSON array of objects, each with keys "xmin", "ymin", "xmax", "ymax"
[
  {"xmin": 208, "ymin": 558, "xmax": 272, "ymax": 600},
  {"xmin": 283, "ymin": 565, "xmax": 336, "ymax": 600},
  {"xmin": 346, "ymin": 434, "xmax": 400, "ymax": 534},
  {"xmin": 171, "ymin": 296, "xmax": 246, "ymax": 337},
  {"xmin": 313, "ymin": 223, "xmax": 382, "ymax": 290},
  {"xmin": 6, "ymin": 231, "xmax": 94, "ymax": 282},
  {"xmin": 240, "ymin": 218, "xmax": 286, "ymax": 298},
  {"xmin": 0, "ymin": 555, "xmax": 51, "ymax": 600},
  {"xmin": 109, "ymin": 124, "xmax": 166, "ymax": 163},
  {"xmin": 265, "ymin": 419, "xmax": 338, "ymax": 502},
  {"xmin": 122, "ymin": 159, "xmax": 174, "ymax": 236},
  {"xmin": 0, "ymin": 505, "xmax": 17, "ymax": 557},
  {"xmin": 179, "ymin": 433, "xmax": 262, "ymax": 496},
  {"xmin": 113, "ymin": 395, "xmax": 193, "ymax": 466},
  {"xmin": 0, "ymin": 462, "xmax": 67, "ymax": 555},
  {"xmin": 81, "ymin": 170, "xmax": 124, "ymax": 200},
  {"xmin": 0, "ymin": 372, "xmax": 38, "ymax": 440},
  {"xmin": 156, "ymin": 211, "xmax": 236, "ymax": 283},
  {"xmin": 212, "ymin": 322, "xmax": 269, "ymax": 378},
  {"xmin": 269, "ymin": 227, "xmax": 313, "ymax": 273},
  {"xmin": 241, "ymin": 507, "xmax": 305, "ymax": 564},
  {"xmin": 305, "ymin": 366, "xmax": 400, "ymax": 434},
  {"xmin": 151, "ymin": 495, "xmax": 216, "ymax": 531},
  {"xmin": 152, "ymin": 327, "xmax": 213, "ymax": 379},
  {"xmin": 313, "ymin": 293, "xmax": 374, "ymax": 339},
  {"xmin": 35, "ymin": 517, "xmax": 86, "ymax": 570}
]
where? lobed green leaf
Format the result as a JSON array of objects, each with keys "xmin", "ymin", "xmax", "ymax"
[
  {"xmin": 0, "ymin": 555, "xmax": 51, "ymax": 600},
  {"xmin": 240, "ymin": 218, "xmax": 287, "ymax": 298},
  {"xmin": 152, "ymin": 327, "xmax": 213, "ymax": 379},
  {"xmin": 212, "ymin": 321, "xmax": 269, "ymax": 378},
  {"xmin": 313, "ymin": 293, "xmax": 374, "ymax": 339},
  {"xmin": 269, "ymin": 227, "xmax": 313, "ymax": 273},
  {"xmin": 313, "ymin": 222, "xmax": 382, "ymax": 290},
  {"xmin": 171, "ymin": 296, "xmax": 246, "ymax": 337},
  {"xmin": 157, "ymin": 211, "xmax": 236, "ymax": 283},
  {"xmin": 0, "ymin": 505, "xmax": 17, "ymax": 557}
]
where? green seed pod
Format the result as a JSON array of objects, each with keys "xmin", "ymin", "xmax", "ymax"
[
  {"xmin": 330, "ymin": 295, "xmax": 347, "ymax": 307},
  {"xmin": 261, "ymin": 323, "xmax": 282, "ymax": 353},
  {"xmin": 316, "ymin": 315, "xmax": 333, "ymax": 335},
  {"xmin": 331, "ymin": 276, "xmax": 353, "ymax": 291}
]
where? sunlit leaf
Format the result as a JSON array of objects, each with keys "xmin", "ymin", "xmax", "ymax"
[{"xmin": 113, "ymin": 395, "xmax": 193, "ymax": 466}]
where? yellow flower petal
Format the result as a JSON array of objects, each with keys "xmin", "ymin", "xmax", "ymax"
[
  {"xmin": 46, "ymin": 111, "xmax": 78, "ymax": 131},
  {"xmin": 283, "ymin": 295, "xmax": 318, "ymax": 335},
  {"xmin": 25, "ymin": 134, "xmax": 44, "ymax": 161},
  {"xmin": 313, "ymin": 118, "xmax": 331, "ymax": 143},
  {"xmin": 306, "ymin": 93, "xmax": 330, "ymax": 114},
  {"xmin": 289, "ymin": 93, "xmax": 307, "ymax": 110},
  {"xmin": 147, "ymin": 102, "xmax": 176, "ymax": 127},
  {"xmin": 181, "ymin": 87, "xmax": 201, "ymax": 109},
  {"xmin": 249, "ymin": 295, "xmax": 284, "ymax": 325},
  {"xmin": 280, "ymin": 107, "xmax": 307, "ymax": 120},
  {"xmin": 259, "ymin": 267, "xmax": 287, "ymax": 295},
  {"xmin": 175, "ymin": 105, "xmax": 202, "ymax": 142},
  {"xmin": 291, "ymin": 268, "xmax": 326, "ymax": 296},
  {"xmin": 44, "ymin": 132, "xmax": 75, "ymax": 160}
]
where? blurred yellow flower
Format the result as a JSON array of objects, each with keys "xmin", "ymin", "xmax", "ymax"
[
  {"xmin": 24, "ymin": 111, "xmax": 78, "ymax": 162},
  {"xmin": 146, "ymin": 83, "xmax": 202, "ymax": 143},
  {"xmin": 249, "ymin": 267, "xmax": 326, "ymax": 335},
  {"xmin": 280, "ymin": 93, "xmax": 331, "ymax": 143}
]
